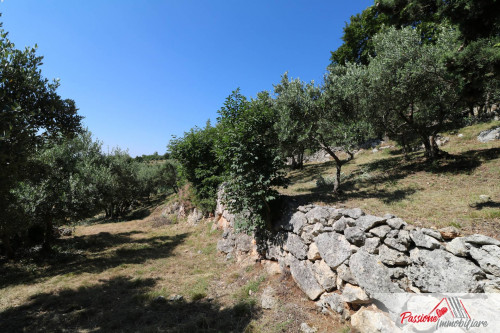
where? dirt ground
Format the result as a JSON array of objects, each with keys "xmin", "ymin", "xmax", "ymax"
[{"xmin": 0, "ymin": 208, "xmax": 347, "ymax": 332}]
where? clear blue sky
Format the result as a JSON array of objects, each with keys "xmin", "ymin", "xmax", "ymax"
[{"xmin": 1, "ymin": 0, "xmax": 373, "ymax": 156}]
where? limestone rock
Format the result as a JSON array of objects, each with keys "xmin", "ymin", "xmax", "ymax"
[
  {"xmin": 369, "ymin": 225, "xmax": 392, "ymax": 238},
  {"xmin": 235, "ymin": 233, "xmax": 253, "ymax": 252},
  {"xmin": 312, "ymin": 260, "xmax": 337, "ymax": 291},
  {"xmin": 321, "ymin": 293, "xmax": 345, "ymax": 314},
  {"xmin": 378, "ymin": 244, "xmax": 411, "ymax": 266},
  {"xmin": 445, "ymin": 237, "xmax": 470, "ymax": 257},
  {"xmin": 337, "ymin": 263, "xmax": 358, "ymax": 285},
  {"xmin": 298, "ymin": 205, "xmax": 313, "ymax": 213},
  {"xmin": 315, "ymin": 232, "xmax": 352, "ymax": 269},
  {"xmin": 299, "ymin": 323, "xmax": 318, "ymax": 333},
  {"xmin": 284, "ymin": 233, "xmax": 308, "ymax": 260},
  {"xmin": 384, "ymin": 230, "xmax": 411, "ymax": 252},
  {"xmin": 344, "ymin": 227, "xmax": 366, "ymax": 246},
  {"xmin": 463, "ymin": 234, "xmax": 500, "ymax": 246},
  {"xmin": 390, "ymin": 267, "xmax": 405, "ymax": 279},
  {"xmin": 187, "ymin": 208, "xmax": 203, "ymax": 225},
  {"xmin": 307, "ymin": 242, "xmax": 321, "ymax": 261},
  {"xmin": 217, "ymin": 237, "xmax": 235, "ymax": 254},
  {"xmin": 349, "ymin": 249, "xmax": 404, "ymax": 297},
  {"xmin": 265, "ymin": 241, "xmax": 284, "ymax": 260},
  {"xmin": 338, "ymin": 207, "xmax": 364, "ymax": 219},
  {"xmin": 289, "ymin": 211, "xmax": 307, "ymax": 234},
  {"xmin": 469, "ymin": 245, "xmax": 500, "ymax": 277},
  {"xmin": 311, "ymin": 222, "xmax": 325, "ymax": 236},
  {"xmin": 386, "ymin": 229, "xmax": 399, "ymax": 238},
  {"xmin": 483, "ymin": 278, "xmax": 500, "ymax": 293},
  {"xmin": 289, "ymin": 259, "xmax": 324, "ymax": 300},
  {"xmin": 407, "ymin": 248, "xmax": 485, "ymax": 292},
  {"xmin": 439, "ymin": 226, "xmax": 461, "ymax": 240},
  {"xmin": 386, "ymin": 217, "xmax": 406, "ymax": 230},
  {"xmin": 351, "ymin": 305, "xmax": 402, "ymax": 333},
  {"xmin": 421, "ymin": 228, "xmax": 443, "ymax": 241},
  {"xmin": 410, "ymin": 229, "xmax": 442, "ymax": 249},
  {"xmin": 357, "ymin": 215, "xmax": 386, "ymax": 231},
  {"xmin": 300, "ymin": 225, "xmax": 315, "ymax": 244},
  {"xmin": 333, "ymin": 216, "xmax": 354, "ymax": 232},
  {"xmin": 305, "ymin": 206, "xmax": 330, "ymax": 225},
  {"xmin": 261, "ymin": 286, "xmax": 277, "ymax": 309},
  {"xmin": 362, "ymin": 237, "xmax": 381, "ymax": 254},
  {"xmin": 341, "ymin": 283, "xmax": 370, "ymax": 304},
  {"xmin": 477, "ymin": 127, "xmax": 500, "ymax": 143}
]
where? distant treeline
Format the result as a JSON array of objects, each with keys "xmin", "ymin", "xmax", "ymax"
[
  {"xmin": 134, "ymin": 152, "xmax": 170, "ymax": 163},
  {"xmin": 0, "ymin": 20, "xmax": 177, "ymax": 257}
]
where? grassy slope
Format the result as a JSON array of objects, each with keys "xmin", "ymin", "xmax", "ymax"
[
  {"xmin": 281, "ymin": 120, "xmax": 500, "ymax": 238},
  {"xmin": 0, "ymin": 205, "xmax": 345, "ymax": 333},
  {"xmin": 1, "ymin": 121, "xmax": 498, "ymax": 332}
]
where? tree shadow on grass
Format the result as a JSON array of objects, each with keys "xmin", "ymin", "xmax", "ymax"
[
  {"xmin": 470, "ymin": 201, "xmax": 500, "ymax": 210},
  {"xmin": 0, "ymin": 275, "xmax": 258, "ymax": 333},
  {"xmin": 0, "ymin": 231, "xmax": 189, "ymax": 289},
  {"xmin": 284, "ymin": 147, "xmax": 500, "ymax": 207}
]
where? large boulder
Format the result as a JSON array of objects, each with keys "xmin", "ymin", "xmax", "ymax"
[
  {"xmin": 409, "ymin": 229, "xmax": 442, "ymax": 249},
  {"xmin": 445, "ymin": 237, "xmax": 470, "ymax": 257},
  {"xmin": 477, "ymin": 127, "xmax": 500, "ymax": 143},
  {"xmin": 284, "ymin": 233, "xmax": 308, "ymax": 260},
  {"xmin": 357, "ymin": 215, "xmax": 387, "ymax": 231},
  {"xmin": 311, "ymin": 260, "xmax": 337, "ymax": 291},
  {"xmin": 407, "ymin": 248, "xmax": 485, "ymax": 292},
  {"xmin": 463, "ymin": 234, "xmax": 500, "ymax": 246},
  {"xmin": 351, "ymin": 305, "xmax": 402, "ymax": 333},
  {"xmin": 469, "ymin": 245, "xmax": 500, "ymax": 277},
  {"xmin": 344, "ymin": 227, "xmax": 366, "ymax": 246},
  {"xmin": 315, "ymin": 232, "xmax": 352, "ymax": 269},
  {"xmin": 289, "ymin": 211, "xmax": 307, "ymax": 234},
  {"xmin": 341, "ymin": 283, "xmax": 370, "ymax": 304},
  {"xmin": 217, "ymin": 237, "xmax": 235, "ymax": 254},
  {"xmin": 305, "ymin": 206, "xmax": 331, "ymax": 224},
  {"xmin": 349, "ymin": 249, "xmax": 404, "ymax": 296},
  {"xmin": 289, "ymin": 259, "xmax": 324, "ymax": 300},
  {"xmin": 378, "ymin": 244, "xmax": 411, "ymax": 266},
  {"xmin": 338, "ymin": 208, "xmax": 364, "ymax": 219}
]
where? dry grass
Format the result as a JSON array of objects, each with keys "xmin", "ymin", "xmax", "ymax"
[
  {"xmin": 0, "ymin": 203, "xmax": 345, "ymax": 332},
  {"xmin": 280, "ymin": 120, "xmax": 500, "ymax": 239}
]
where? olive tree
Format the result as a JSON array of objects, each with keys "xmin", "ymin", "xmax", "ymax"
[
  {"xmin": 365, "ymin": 26, "xmax": 463, "ymax": 159},
  {"xmin": 0, "ymin": 23, "xmax": 82, "ymax": 256}
]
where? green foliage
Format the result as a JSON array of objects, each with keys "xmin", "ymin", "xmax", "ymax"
[
  {"xmin": 215, "ymin": 89, "xmax": 287, "ymax": 232},
  {"xmin": 0, "ymin": 22, "xmax": 82, "ymax": 255},
  {"xmin": 273, "ymin": 72, "xmax": 318, "ymax": 169},
  {"xmin": 330, "ymin": 5, "xmax": 390, "ymax": 66},
  {"xmin": 313, "ymin": 63, "xmax": 373, "ymax": 192},
  {"xmin": 168, "ymin": 121, "xmax": 223, "ymax": 214},
  {"xmin": 12, "ymin": 131, "xmax": 104, "ymax": 249},
  {"xmin": 365, "ymin": 26, "xmax": 463, "ymax": 158}
]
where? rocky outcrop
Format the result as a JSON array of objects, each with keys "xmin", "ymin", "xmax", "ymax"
[
  {"xmin": 477, "ymin": 127, "xmax": 500, "ymax": 143},
  {"xmin": 216, "ymin": 201, "xmax": 500, "ymax": 330}
]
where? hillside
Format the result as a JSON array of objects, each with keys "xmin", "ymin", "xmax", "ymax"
[
  {"xmin": 281, "ymin": 120, "xmax": 500, "ymax": 239},
  {"xmin": 1, "ymin": 120, "xmax": 499, "ymax": 332},
  {"xmin": 0, "ymin": 207, "xmax": 345, "ymax": 332}
]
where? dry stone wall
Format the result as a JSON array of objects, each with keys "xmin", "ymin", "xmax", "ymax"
[{"xmin": 216, "ymin": 203, "xmax": 500, "ymax": 331}]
